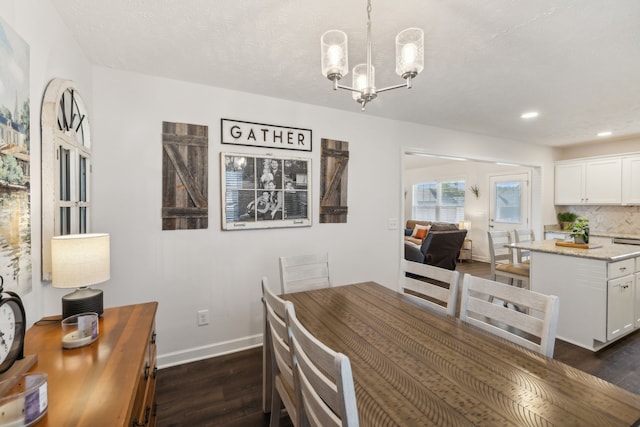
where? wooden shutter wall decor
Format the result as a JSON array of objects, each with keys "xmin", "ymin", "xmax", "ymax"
[
  {"xmin": 319, "ymin": 138, "xmax": 349, "ymax": 223},
  {"xmin": 162, "ymin": 121, "xmax": 209, "ymax": 230}
]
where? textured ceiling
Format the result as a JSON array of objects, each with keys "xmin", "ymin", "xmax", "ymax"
[{"xmin": 51, "ymin": 0, "xmax": 640, "ymax": 147}]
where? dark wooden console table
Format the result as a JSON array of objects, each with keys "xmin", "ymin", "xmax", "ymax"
[{"xmin": 21, "ymin": 302, "xmax": 158, "ymax": 426}]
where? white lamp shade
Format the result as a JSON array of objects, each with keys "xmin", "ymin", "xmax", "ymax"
[
  {"xmin": 51, "ymin": 233, "xmax": 110, "ymax": 289},
  {"xmin": 321, "ymin": 30, "xmax": 348, "ymax": 79},
  {"xmin": 395, "ymin": 28, "xmax": 424, "ymax": 78},
  {"xmin": 458, "ymin": 221, "xmax": 471, "ymax": 230},
  {"xmin": 352, "ymin": 63, "xmax": 374, "ymax": 101}
]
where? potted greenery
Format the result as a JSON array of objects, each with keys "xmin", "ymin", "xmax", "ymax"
[
  {"xmin": 557, "ymin": 211, "xmax": 578, "ymax": 230},
  {"xmin": 570, "ymin": 217, "xmax": 589, "ymax": 244}
]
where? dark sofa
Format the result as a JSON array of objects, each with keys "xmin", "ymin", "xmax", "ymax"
[{"xmin": 404, "ymin": 229, "xmax": 468, "ymax": 271}]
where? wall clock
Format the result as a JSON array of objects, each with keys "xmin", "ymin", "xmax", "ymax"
[
  {"xmin": 41, "ymin": 78, "xmax": 93, "ymax": 281},
  {"xmin": 0, "ymin": 276, "xmax": 26, "ymax": 373}
]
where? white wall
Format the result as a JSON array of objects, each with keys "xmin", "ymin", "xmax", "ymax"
[
  {"xmin": 90, "ymin": 67, "xmax": 558, "ymax": 366},
  {"xmin": 1, "ymin": 0, "xmax": 94, "ymax": 324},
  {"xmin": 3, "ymin": 0, "xmax": 559, "ymax": 368},
  {"xmin": 557, "ymin": 135, "xmax": 640, "ymax": 160}
]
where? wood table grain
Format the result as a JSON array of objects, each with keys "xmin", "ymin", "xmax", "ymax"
[
  {"xmin": 284, "ymin": 282, "xmax": 640, "ymax": 427},
  {"xmin": 23, "ymin": 302, "xmax": 158, "ymax": 426}
]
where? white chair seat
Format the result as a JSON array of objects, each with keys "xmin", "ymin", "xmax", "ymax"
[{"xmin": 495, "ymin": 262, "xmax": 530, "ymax": 277}]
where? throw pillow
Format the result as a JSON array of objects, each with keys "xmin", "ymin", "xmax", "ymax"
[
  {"xmin": 415, "ymin": 227, "xmax": 428, "ymax": 239},
  {"xmin": 411, "ymin": 224, "xmax": 430, "ymax": 238}
]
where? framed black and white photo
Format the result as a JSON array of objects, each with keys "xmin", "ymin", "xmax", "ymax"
[{"xmin": 221, "ymin": 152, "xmax": 311, "ymax": 230}]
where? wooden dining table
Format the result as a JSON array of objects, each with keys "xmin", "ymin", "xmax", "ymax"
[{"xmin": 277, "ymin": 282, "xmax": 640, "ymax": 426}]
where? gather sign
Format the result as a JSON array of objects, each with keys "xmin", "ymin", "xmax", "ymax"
[{"xmin": 221, "ymin": 119, "xmax": 312, "ymax": 152}]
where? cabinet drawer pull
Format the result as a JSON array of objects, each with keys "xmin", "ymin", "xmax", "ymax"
[
  {"xmin": 151, "ymin": 332, "xmax": 157, "ymax": 345},
  {"xmin": 144, "ymin": 363, "xmax": 150, "ymax": 380},
  {"xmin": 153, "ymin": 366, "xmax": 158, "ymax": 379},
  {"xmin": 619, "ymin": 267, "xmax": 627, "ymax": 272}
]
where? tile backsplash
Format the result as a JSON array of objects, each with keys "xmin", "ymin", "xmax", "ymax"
[{"xmin": 555, "ymin": 205, "xmax": 640, "ymax": 234}]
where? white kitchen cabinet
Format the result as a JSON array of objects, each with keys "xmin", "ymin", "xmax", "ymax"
[
  {"xmin": 555, "ymin": 157, "xmax": 622, "ymax": 205},
  {"xmin": 635, "ymin": 272, "xmax": 640, "ymax": 328},
  {"xmin": 555, "ymin": 162, "xmax": 584, "ymax": 204},
  {"xmin": 586, "ymin": 158, "xmax": 622, "ymax": 203},
  {"xmin": 607, "ymin": 274, "xmax": 635, "ymax": 341},
  {"xmin": 622, "ymin": 155, "xmax": 640, "ymax": 205},
  {"xmin": 524, "ymin": 241, "xmax": 640, "ymax": 351}
]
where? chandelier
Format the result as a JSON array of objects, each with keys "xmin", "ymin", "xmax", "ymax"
[{"xmin": 320, "ymin": 0, "xmax": 424, "ymax": 111}]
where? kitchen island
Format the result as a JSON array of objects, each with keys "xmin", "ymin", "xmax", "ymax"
[{"xmin": 511, "ymin": 240, "xmax": 640, "ymax": 351}]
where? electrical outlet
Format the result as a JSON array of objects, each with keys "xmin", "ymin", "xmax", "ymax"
[{"xmin": 197, "ymin": 309, "xmax": 209, "ymax": 326}]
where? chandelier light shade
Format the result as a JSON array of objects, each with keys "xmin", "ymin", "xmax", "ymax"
[
  {"xmin": 320, "ymin": 0, "xmax": 424, "ymax": 110},
  {"xmin": 321, "ymin": 30, "xmax": 348, "ymax": 80},
  {"xmin": 352, "ymin": 64, "xmax": 374, "ymax": 102},
  {"xmin": 396, "ymin": 28, "xmax": 424, "ymax": 79}
]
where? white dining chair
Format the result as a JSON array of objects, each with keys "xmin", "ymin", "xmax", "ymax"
[
  {"xmin": 487, "ymin": 230, "xmax": 530, "ymax": 289},
  {"xmin": 513, "ymin": 228, "xmax": 535, "ymax": 264},
  {"xmin": 279, "ymin": 252, "xmax": 330, "ymax": 294},
  {"xmin": 459, "ymin": 274, "xmax": 560, "ymax": 357},
  {"xmin": 401, "ymin": 260, "xmax": 460, "ymax": 316},
  {"xmin": 285, "ymin": 304, "xmax": 359, "ymax": 427},
  {"xmin": 262, "ymin": 277, "xmax": 300, "ymax": 426}
]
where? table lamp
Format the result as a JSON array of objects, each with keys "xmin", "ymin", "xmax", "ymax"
[
  {"xmin": 51, "ymin": 233, "xmax": 110, "ymax": 319},
  {"xmin": 458, "ymin": 220, "xmax": 471, "ymax": 230}
]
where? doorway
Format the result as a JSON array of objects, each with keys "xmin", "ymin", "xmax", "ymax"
[{"xmin": 403, "ymin": 151, "xmax": 540, "ymax": 263}]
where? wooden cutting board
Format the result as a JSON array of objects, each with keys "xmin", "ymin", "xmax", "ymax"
[{"xmin": 555, "ymin": 241, "xmax": 603, "ymax": 249}]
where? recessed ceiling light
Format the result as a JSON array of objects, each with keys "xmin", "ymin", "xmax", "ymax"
[
  {"xmin": 597, "ymin": 131, "xmax": 612, "ymax": 137},
  {"xmin": 520, "ymin": 111, "xmax": 539, "ymax": 119}
]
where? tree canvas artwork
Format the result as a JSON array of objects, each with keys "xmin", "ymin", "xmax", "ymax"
[{"xmin": 0, "ymin": 17, "xmax": 31, "ymax": 294}]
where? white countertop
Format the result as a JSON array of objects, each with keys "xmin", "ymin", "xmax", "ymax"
[
  {"xmin": 510, "ymin": 240, "xmax": 640, "ymax": 261},
  {"xmin": 544, "ymin": 225, "xmax": 640, "ymax": 241}
]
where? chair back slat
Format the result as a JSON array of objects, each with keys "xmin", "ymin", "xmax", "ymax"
[
  {"xmin": 513, "ymin": 228, "xmax": 534, "ymax": 263},
  {"xmin": 280, "ymin": 253, "xmax": 331, "ymax": 294},
  {"xmin": 262, "ymin": 277, "xmax": 300, "ymax": 425},
  {"xmin": 401, "ymin": 260, "xmax": 460, "ymax": 316},
  {"xmin": 286, "ymin": 305, "xmax": 359, "ymax": 427},
  {"xmin": 459, "ymin": 274, "xmax": 559, "ymax": 357},
  {"xmin": 488, "ymin": 230, "xmax": 530, "ymax": 287}
]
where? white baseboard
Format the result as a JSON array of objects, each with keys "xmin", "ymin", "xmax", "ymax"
[{"xmin": 157, "ymin": 333, "xmax": 263, "ymax": 369}]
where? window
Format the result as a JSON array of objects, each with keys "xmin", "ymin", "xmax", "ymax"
[
  {"xmin": 412, "ymin": 180, "xmax": 465, "ymax": 222},
  {"xmin": 41, "ymin": 79, "xmax": 92, "ymax": 280},
  {"xmin": 494, "ymin": 181, "xmax": 522, "ymax": 223}
]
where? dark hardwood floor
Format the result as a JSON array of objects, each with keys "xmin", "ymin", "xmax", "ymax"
[{"xmin": 156, "ymin": 261, "xmax": 640, "ymax": 426}]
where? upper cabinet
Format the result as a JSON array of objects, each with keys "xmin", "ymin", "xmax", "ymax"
[
  {"xmin": 622, "ymin": 155, "xmax": 640, "ymax": 205},
  {"xmin": 555, "ymin": 162, "xmax": 585, "ymax": 204},
  {"xmin": 555, "ymin": 157, "xmax": 622, "ymax": 205}
]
